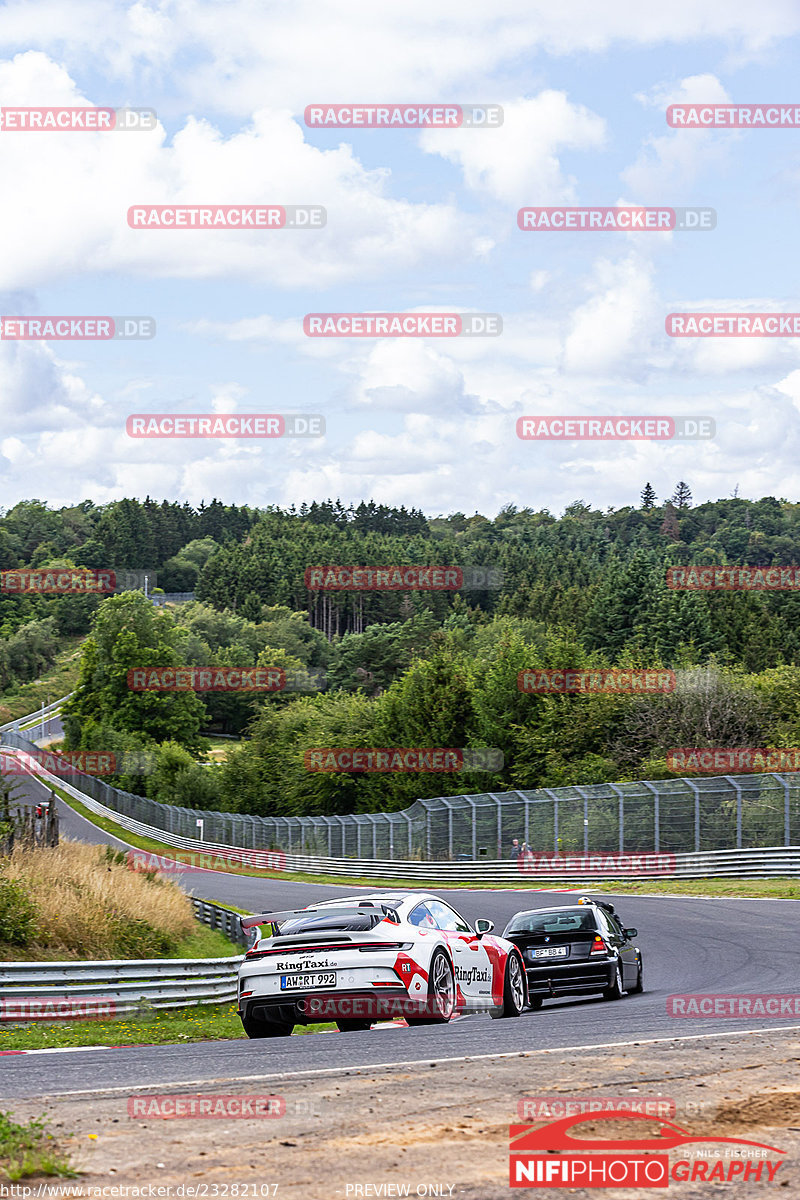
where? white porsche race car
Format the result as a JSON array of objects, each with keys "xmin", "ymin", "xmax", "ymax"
[{"xmin": 237, "ymin": 891, "xmax": 528, "ymax": 1037}]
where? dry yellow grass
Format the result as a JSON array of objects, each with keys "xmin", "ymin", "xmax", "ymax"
[{"xmin": 1, "ymin": 840, "xmax": 195, "ymax": 959}]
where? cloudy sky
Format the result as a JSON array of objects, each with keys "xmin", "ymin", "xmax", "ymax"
[{"xmin": 2, "ymin": 0, "xmax": 800, "ymax": 517}]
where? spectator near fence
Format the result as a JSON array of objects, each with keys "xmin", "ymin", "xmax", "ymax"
[{"xmin": 510, "ymin": 838, "xmax": 520, "ymax": 859}]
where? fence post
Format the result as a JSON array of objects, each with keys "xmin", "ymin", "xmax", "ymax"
[
  {"xmin": 609, "ymin": 784, "xmax": 624, "ymax": 852},
  {"xmin": 772, "ymin": 774, "xmax": 791, "ymax": 846},
  {"xmin": 515, "ymin": 791, "xmax": 530, "ymax": 849},
  {"xmin": 448, "ymin": 806, "xmax": 453, "ymax": 860},
  {"xmin": 686, "ymin": 779, "xmax": 700, "ymax": 852},
  {"xmin": 723, "ymin": 777, "xmax": 742, "ymax": 849},
  {"xmin": 491, "ymin": 794, "xmax": 502, "ymax": 857},
  {"xmin": 574, "ymin": 787, "xmax": 589, "ymax": 852},
  {"xmin": 642, "ymin": 782, "xmax": 660, "ymax": 852}
]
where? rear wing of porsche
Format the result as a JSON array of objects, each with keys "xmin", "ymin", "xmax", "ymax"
[{"xmin": 239, "ymin": 903, "xmax": 400, "ymax": 939}]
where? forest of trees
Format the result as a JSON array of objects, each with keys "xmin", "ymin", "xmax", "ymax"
[{"xmin": 16, "ymin": 485, "xmax": 797, "ymax": 817}]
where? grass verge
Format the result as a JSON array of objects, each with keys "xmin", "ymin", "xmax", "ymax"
[
  {"xmin": 171, "ymin": 925, "xmax": 242, "ymax": 958},
  {"xmin": 0, "ymin": 637, "xmax": 84, "ymax": 727},
  {"xmin": 0, "ymin": 1003, "xmax": 334, "ymax": 1051},
  {"xmin": 0, "ymin": 1110, "xmax": 76, "ymax": 1182},
  {"xmin": 36, "ymin": 783, "xmax": 800, "ymax": 900}
]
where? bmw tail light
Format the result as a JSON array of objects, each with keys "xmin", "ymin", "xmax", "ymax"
[{"xmin": 589, "ymin": 935, "xmax": 607, "ymax": 955}]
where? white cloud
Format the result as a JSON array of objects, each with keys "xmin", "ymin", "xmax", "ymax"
[
  {"xmin": 562, "ymin": 255, "xmax": 661, "ymax": 374},
  {"xmin": 0, "ymin": 53, "xmax": 485, "ymax": 289},
  {"xmin": 420, "ymin": 93, "xmax": 606, "ymax": 204},
  {"xmin": 623, "ymin": 74, "xmax": 733, "ymax": 198},
  {"xmin": 1, "ymin": 2, "xmax": 797, "ymax": 115}
]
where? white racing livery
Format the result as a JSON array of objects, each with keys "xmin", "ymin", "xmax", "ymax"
[{"xmin": 237, "ymin": 891, "xmax": 527, "ymax": 1036}]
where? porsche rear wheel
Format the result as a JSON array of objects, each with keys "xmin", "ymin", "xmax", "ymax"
[
  {"xmin": 406, "ymin": 949, "xmax": 455, "ymax": 1025},
  {"xmin": 491, "ymin": 951, "xmax": 526, "ymax": 1019}
]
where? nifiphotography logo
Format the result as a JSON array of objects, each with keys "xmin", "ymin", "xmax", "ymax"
[{"xmin": 509, "ymin": 1110, "xmax": 785, "ymax": 1188}]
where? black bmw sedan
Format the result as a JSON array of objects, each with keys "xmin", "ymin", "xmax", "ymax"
[{"xmin": 502, "ymin": 897, "xmax": 643, "ymax": 1009}]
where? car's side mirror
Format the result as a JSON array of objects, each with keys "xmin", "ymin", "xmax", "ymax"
[
  {"xmin": 475, "ymin": 918, "xmax": 494, "ymax": 936},
  {"xmin": 624, "ymin": 928, "xmax": 638, "ymax": 939}
]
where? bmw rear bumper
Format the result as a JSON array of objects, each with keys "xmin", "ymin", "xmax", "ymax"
[{"xmin": 524, "ymin": 956, "xmax": 616, "ymax": 998}]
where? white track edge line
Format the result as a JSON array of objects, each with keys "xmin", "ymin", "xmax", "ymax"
[{"xmin": 23, "ymin": 1024, "xmax": 800, "ymax": 1098}]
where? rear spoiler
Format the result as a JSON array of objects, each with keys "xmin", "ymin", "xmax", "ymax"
[{"xmin": 239, "ymin": 904, "xmax": 399, "ymax": 935}]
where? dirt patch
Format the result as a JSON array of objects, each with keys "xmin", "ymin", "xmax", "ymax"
[{"xmin": 7, "ymin": 1029, "xmax": 800, "ymax": 1198}]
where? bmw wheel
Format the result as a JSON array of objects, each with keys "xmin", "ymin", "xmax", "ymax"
[
  {"xmin": 630, "ymin": 958, "xmax": 644, "ymax": 994},
  {"xmin": 602, "ymin": 961, "xmax": 625, "ymax": 1001}
]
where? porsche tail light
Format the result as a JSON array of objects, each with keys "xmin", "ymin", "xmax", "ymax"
[
  {"xmin": 590, "ymin": 935, "xmax": 607, "ymax": 955},
  {"xmin": 357, "ymin": 942, "xmax": 414, "ymax": 952}
]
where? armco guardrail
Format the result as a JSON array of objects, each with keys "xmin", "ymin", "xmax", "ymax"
[
  {"xmin": 0, "ymin": 693, "xmax": 73, "ymax": 734},
  {"xmin": 192, "ymin": 897, "xmax": 250, "ymax": 948},
  {"xmin": 1, "ymin": 900, "xmax": 245, "ymax": 1023}
]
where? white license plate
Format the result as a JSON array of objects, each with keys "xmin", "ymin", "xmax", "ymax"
[
  {"xmin": 534, "ymin": 946, "xmax": 568, "ymax": 959},
  {"xmin": 280, "ymin": 972, "xmax": 337, "ymax": 989}
]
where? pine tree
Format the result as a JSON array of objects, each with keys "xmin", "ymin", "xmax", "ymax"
[
  {"xmin": 640, "ymin": 483, "xmax": 657, "ymax": 510},
  {"xmin": 671, "ymin": 481, "xmax": 693, "ymax": 510},
  {"xmin": 660, "ymin": 503, "xmax": 681, "ymax": 541}
]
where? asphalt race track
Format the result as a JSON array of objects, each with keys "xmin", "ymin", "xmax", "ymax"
[{"xmin": 4, "ymin": 770, "xmax": 800, "ymax": 1100}]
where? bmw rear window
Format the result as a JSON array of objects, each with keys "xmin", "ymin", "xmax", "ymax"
[{"xmin": 505, "ymin": 910, "xmax": 597, "ymax": 935}]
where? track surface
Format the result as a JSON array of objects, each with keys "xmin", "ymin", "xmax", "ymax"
[{"xmin": 4, "ymin": 770, "xmax": 800, "ymax": 1100}]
